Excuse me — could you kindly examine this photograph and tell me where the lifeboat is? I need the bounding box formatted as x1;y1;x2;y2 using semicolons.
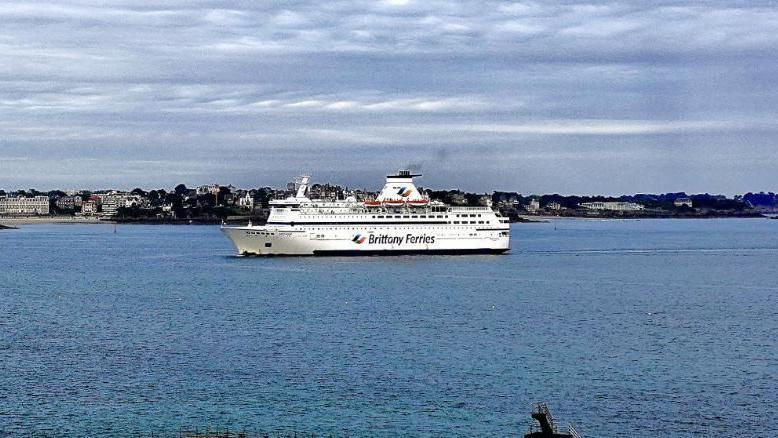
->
407;199;429;206
383;199;405;206
364;200;382;207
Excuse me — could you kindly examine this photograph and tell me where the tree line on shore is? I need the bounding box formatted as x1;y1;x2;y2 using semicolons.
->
1;185;776;221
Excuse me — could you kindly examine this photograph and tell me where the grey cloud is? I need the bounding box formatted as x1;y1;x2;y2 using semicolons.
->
1;0;777;193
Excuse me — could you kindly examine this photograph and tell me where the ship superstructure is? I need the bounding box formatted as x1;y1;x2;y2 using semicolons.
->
221;171;510;256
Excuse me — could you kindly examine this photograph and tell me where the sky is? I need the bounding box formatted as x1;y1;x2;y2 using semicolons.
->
1;0;777;195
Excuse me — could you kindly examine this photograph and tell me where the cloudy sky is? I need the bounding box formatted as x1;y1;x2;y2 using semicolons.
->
1;1;776;194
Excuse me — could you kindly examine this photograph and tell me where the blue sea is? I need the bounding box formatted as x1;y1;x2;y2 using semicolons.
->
1;219;776;437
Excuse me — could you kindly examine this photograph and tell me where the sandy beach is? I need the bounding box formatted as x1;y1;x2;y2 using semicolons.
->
0;216;109;226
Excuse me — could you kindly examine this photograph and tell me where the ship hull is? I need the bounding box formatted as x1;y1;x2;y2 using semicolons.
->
221;225;510;256
312;248;508;256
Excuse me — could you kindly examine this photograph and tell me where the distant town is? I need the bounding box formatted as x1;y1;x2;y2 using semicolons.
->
0;180;776;224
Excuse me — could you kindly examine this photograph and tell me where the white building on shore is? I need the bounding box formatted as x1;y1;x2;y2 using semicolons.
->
525;199;540;213
238;192;255;209
55;195;82;210
197;184;220;196
674;198;693;208
81;201;97;215
0;196;50;215
100;194;124;217
579;201;644;212
98;193;143;217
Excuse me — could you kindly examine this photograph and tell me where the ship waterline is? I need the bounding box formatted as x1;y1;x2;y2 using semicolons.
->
221;171;510;256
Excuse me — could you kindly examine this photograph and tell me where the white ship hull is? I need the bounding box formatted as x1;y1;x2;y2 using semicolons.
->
222;224;510;256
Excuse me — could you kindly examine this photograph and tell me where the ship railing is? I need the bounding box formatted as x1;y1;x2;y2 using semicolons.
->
296;207;435;215
290;206;495;215
296;209;374;215
569;424;582;438
532;402;552;418
448;206;492;211
530;402;557;432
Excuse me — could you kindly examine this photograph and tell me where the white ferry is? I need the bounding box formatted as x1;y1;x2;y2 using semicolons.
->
221;171;510;256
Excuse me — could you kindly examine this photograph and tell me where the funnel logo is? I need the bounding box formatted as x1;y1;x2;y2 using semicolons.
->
352;234;367;244
396;187;413;197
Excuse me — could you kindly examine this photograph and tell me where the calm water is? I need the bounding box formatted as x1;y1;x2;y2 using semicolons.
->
1;219;776;437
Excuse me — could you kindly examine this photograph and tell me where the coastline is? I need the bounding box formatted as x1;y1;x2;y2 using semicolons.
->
519;214;769;221
0;216;109;225
2;213;770;227
0;216;229;226
510;211;765;222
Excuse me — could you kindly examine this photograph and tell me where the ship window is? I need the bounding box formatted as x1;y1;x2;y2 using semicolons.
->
454;221;460;224
420;215;426;218
470;214;476;217
403;215;409;218
395;215;401;218
478;221;484;224
265;243;272;247
411;215;418;218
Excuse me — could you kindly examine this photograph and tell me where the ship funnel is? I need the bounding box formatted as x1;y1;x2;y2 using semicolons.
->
376;170;423;202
